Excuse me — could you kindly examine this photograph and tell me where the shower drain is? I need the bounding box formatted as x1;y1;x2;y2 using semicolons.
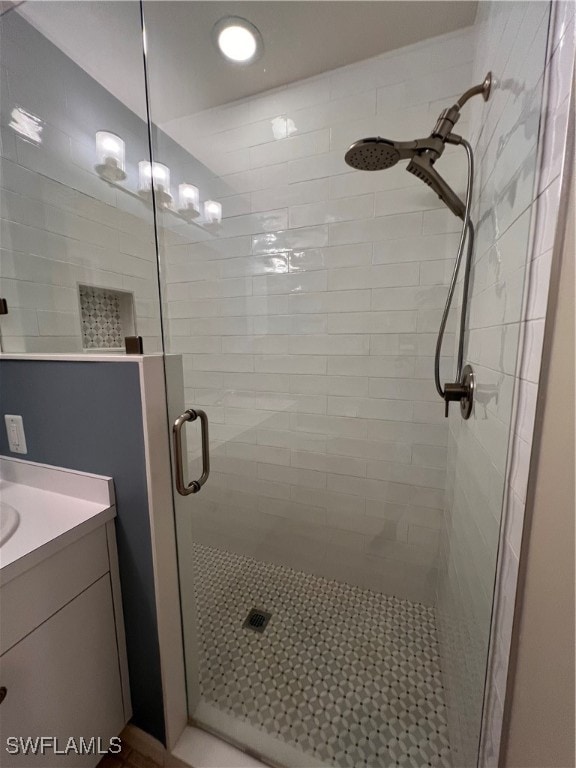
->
243;608;271;633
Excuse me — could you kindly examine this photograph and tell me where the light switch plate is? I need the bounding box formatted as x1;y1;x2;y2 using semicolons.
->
4;415;28;454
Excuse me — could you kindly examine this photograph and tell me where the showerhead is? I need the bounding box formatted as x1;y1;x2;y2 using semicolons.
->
406;154;465;219
344;136;434;171
343;74;492;218
344;138;401;171
344;132;451;170
345;133;466;218
344;132;466;219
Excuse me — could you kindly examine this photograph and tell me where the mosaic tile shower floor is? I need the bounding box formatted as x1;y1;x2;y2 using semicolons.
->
191;543;451;768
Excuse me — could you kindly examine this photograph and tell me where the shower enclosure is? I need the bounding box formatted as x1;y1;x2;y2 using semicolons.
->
142;3;551;765
0;1;556;766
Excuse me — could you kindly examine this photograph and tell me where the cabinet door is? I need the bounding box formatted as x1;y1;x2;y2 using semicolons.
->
0;576;125;767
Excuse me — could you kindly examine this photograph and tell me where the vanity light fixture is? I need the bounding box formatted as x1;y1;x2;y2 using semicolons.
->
203;200;222;225
178;183;201;219
213;17;263;64
138;160;172;208
93;137;210;228
95;131;126;181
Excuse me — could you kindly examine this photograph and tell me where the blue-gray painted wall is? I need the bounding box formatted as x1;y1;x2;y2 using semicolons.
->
0;359;166;743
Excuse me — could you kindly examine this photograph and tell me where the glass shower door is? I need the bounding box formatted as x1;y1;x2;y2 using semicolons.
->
141;2;551;766
143;6;456;760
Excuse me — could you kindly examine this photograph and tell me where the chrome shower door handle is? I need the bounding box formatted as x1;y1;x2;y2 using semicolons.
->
173;408;210;496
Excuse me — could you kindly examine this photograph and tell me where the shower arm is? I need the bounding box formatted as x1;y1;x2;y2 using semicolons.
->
434;138;475;415
428;71;492;157
457;72;493;108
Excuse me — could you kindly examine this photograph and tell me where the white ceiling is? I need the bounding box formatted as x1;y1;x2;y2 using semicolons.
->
18;1;477;123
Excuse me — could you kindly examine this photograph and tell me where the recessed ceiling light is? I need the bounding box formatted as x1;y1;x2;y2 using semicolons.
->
213;17;263;64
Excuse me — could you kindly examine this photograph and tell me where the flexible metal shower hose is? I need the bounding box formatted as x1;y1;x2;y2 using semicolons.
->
434;139;475;399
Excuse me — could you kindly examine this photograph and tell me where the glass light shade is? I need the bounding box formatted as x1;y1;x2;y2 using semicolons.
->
138;161;170;193
138;161;172;208
203;200;222;225
178;183;200;216
95;131;126;181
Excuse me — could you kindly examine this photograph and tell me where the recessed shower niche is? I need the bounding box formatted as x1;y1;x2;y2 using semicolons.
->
78;285;136;352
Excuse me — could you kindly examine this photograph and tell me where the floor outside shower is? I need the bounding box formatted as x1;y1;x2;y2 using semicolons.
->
191;542;451;768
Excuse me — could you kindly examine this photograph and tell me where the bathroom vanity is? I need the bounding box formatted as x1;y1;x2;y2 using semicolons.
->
0;457;131;767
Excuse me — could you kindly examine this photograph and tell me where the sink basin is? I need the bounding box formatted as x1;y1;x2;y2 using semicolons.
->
0;502;20;546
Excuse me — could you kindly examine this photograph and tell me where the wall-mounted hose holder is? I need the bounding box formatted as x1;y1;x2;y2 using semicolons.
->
443;364;475;419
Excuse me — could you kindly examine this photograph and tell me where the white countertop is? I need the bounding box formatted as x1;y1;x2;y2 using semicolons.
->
0;458;115;586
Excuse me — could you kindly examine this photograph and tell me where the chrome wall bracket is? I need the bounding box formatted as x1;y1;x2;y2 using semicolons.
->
443;364;475;419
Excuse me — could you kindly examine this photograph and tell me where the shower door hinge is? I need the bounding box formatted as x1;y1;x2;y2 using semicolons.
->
0;298;8;315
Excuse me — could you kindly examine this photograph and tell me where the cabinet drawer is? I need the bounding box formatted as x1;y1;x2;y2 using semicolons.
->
0;575;125;768
0;527;109;654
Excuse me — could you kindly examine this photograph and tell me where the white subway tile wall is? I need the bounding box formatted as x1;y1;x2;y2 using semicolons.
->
155;28;476;604
436;2;573;766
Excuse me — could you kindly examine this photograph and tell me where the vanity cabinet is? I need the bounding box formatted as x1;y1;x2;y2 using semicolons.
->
0;521;131;768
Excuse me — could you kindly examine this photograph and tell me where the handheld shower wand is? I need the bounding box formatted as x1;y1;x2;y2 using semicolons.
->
344;73;492;419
